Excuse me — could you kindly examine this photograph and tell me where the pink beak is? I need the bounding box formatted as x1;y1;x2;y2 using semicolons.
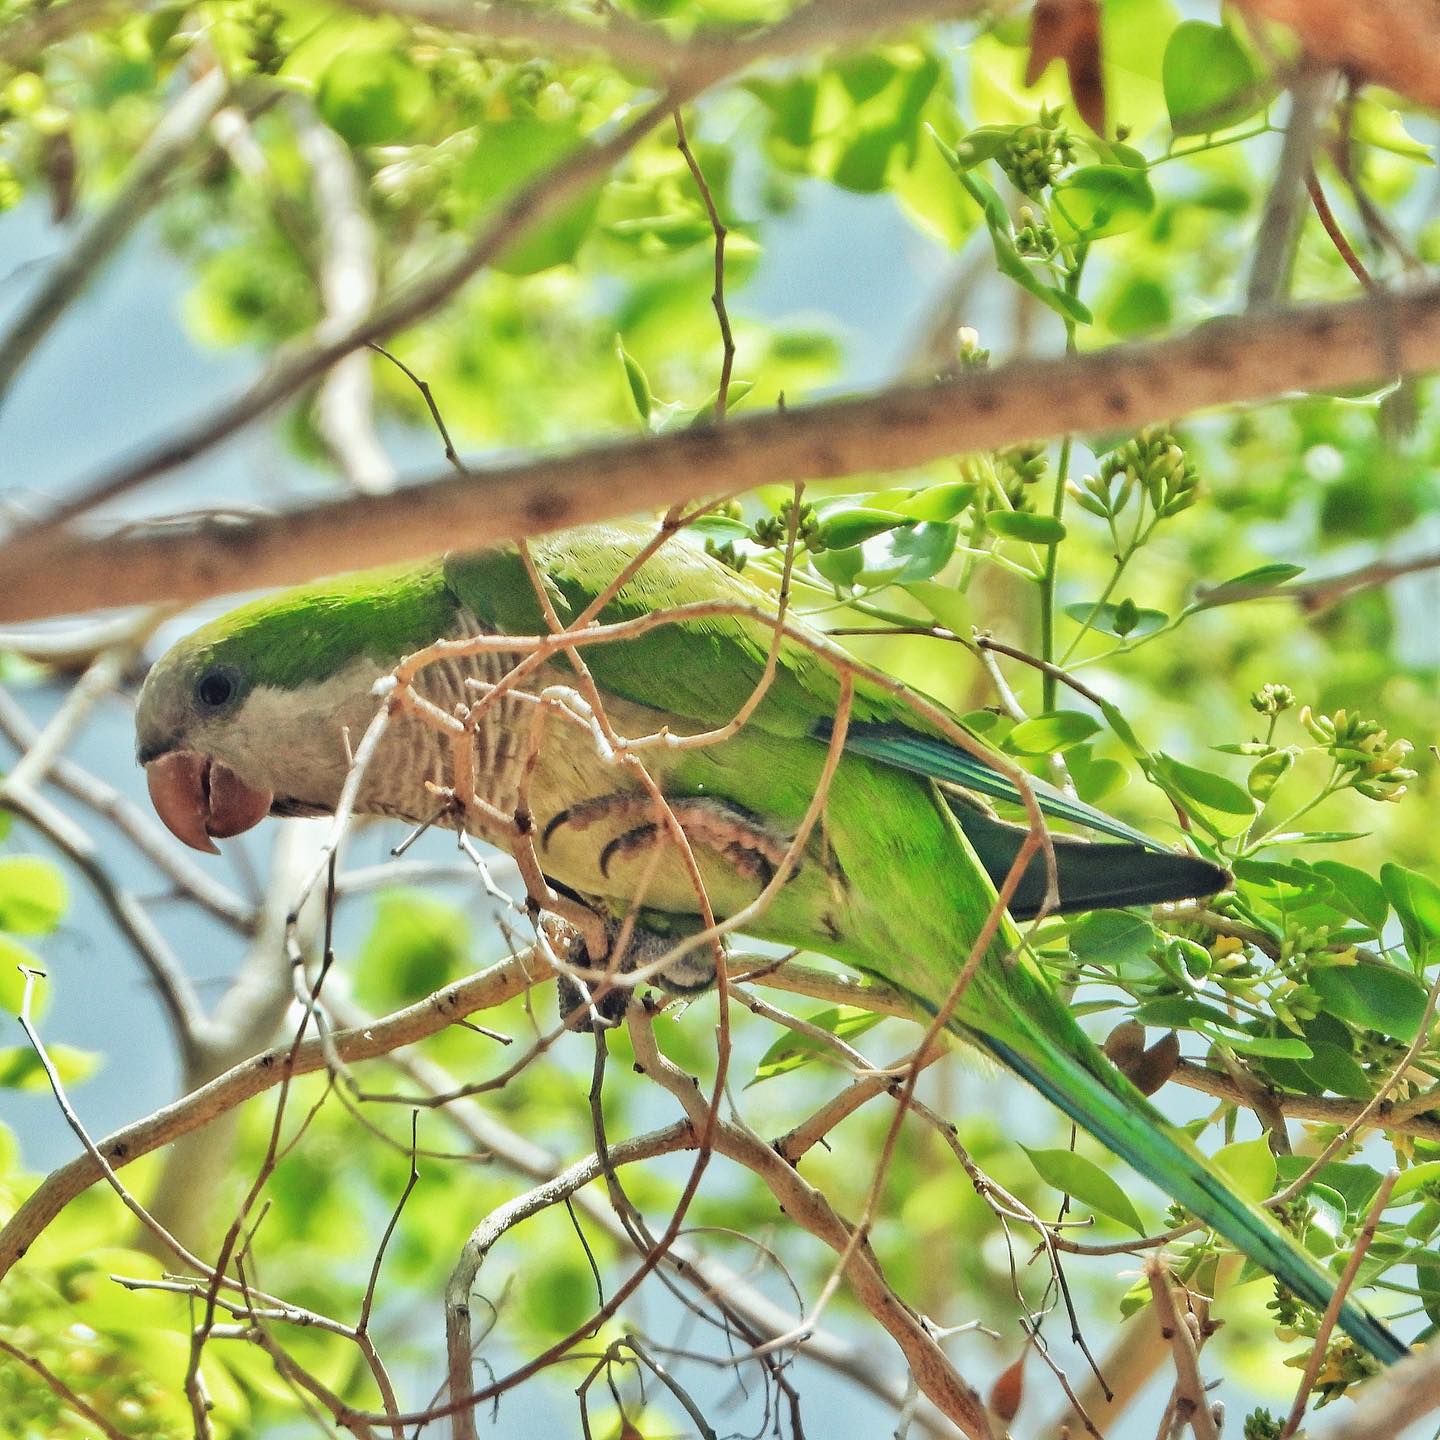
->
145;751;272;854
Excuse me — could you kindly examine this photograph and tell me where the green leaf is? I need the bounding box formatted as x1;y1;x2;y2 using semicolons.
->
904;580;969;633
1161;21;1266;136
987;510;1067;544
1195;1023;1312;1060
818;506;913;549
1247;748;1295;800
0;1042;99;1090
1381;863;1440;963
856;521;958;586
1104;274;1173;338
1275;1158;1384;1216
316;47;430;147
811;544;864;591
1417;1254;1440;1330
1052;165;1155;240
1065;746;1128;803
1135;995;1238;1030
1311;961;1430;1042
0;855;67;934
955;166;1092;326
1213;1135;1277;1204
1021;1146;1147;1234
1062;600;1168;638
897;482;977;522
1389;1161;1440;1203
1302;1182;1347;1254
1300;1041;1373;1100
1154;754;1255;816
456;117;601;274
1006;710;1101;755
1350;98;1434;163
616;337;653;424
1308;861;1389;933
356;889;470;1011
750;1006;884;1084
1198;563;1304;607
1068;910;1158;975
948;124;1015;170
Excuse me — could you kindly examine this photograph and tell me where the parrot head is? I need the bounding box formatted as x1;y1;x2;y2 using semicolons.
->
135;562;459;852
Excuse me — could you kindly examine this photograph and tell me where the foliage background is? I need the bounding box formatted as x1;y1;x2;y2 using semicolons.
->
3;1;1440;1437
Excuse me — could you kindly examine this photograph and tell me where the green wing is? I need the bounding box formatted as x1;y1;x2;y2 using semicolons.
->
444;523;1227;908
445;525;1195;848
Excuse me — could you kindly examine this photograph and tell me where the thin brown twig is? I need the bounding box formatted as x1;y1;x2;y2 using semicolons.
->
1145;1260;1218;1440
673;108;735;420
1280;1168;1398;1438
1306;167;1376;292
0;1334;132;1440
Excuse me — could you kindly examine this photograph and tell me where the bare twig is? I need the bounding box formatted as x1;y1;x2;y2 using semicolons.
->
1306;168;1375;292
626;1005;996;1440
1145;1259;1218;1440
0;1334;132;1440
1281;1169;1398;1438
7;282;1440;622
673;108;735;420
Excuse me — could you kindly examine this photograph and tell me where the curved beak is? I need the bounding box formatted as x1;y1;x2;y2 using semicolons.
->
145;751;273;854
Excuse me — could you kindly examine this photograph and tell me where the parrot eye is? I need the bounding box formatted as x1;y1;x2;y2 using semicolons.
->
195;667;239;710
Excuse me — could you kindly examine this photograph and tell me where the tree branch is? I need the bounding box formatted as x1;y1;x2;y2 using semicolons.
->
334;0;989;76
6;281;1440;621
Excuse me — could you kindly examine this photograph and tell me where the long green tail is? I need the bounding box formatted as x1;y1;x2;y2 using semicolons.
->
970;977;1408;1365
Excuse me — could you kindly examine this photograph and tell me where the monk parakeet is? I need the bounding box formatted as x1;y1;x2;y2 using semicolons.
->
135;520;1405;1365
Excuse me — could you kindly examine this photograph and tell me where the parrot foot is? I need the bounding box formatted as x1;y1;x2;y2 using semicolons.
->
543;791;795;887
549;909;720;1031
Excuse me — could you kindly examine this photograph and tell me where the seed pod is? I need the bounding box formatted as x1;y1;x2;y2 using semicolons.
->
1103;1018;1145;1070
1130;1031;1181;1096
989;1351;1026;1423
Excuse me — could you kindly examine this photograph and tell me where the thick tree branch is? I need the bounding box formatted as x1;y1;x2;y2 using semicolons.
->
5;282;1440;622
335;0;988;75
294;105;395;495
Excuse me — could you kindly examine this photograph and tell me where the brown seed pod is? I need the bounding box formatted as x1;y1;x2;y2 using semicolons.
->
1103;1018;1146;1070
1130;1031;1182;1096
989;1351;1026;1423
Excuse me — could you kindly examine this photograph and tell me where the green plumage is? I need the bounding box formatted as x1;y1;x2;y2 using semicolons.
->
136;521;1407;1366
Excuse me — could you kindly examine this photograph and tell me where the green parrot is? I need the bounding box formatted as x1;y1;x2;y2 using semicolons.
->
135;519;1405;1365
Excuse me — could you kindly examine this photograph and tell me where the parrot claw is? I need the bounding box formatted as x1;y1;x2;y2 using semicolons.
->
550;909;720;1031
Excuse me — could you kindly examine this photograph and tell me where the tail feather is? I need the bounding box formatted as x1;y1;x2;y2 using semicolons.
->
950;806;1229;917
972;999;1408;1366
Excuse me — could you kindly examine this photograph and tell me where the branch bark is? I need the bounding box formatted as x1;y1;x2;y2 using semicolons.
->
5;281;1440;622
